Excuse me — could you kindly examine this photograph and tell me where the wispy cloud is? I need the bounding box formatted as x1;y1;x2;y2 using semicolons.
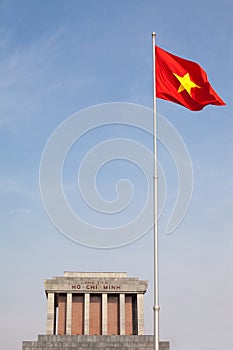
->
0;179;20;194
0;27;64;128
0;177;38;201
8;207;31;215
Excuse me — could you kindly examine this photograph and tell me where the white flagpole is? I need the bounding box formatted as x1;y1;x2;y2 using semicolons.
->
152;32;160;350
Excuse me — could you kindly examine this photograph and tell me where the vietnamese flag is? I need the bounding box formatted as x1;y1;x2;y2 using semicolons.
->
155;46;225;111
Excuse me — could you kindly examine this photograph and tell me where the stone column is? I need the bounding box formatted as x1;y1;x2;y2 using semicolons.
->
119;293;125;335
137;293;145;335
84;293;90;335
102;293;108;335
66;293;72;335
46;292;55;335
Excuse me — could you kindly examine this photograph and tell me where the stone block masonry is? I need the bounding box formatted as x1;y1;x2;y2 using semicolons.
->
44;272;148;336
22;272;170;349
22;335;170;350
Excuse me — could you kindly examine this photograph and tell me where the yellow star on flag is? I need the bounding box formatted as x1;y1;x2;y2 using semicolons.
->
173;72;201;96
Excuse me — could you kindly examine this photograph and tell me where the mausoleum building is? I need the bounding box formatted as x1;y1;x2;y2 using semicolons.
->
45;271;147;336
22;271;170;350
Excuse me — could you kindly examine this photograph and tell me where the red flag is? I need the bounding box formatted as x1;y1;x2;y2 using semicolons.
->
156;46;225;111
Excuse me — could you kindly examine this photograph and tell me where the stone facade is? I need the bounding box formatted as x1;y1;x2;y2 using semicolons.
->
44;272;148;336
22;272;170;349
23;335;170;349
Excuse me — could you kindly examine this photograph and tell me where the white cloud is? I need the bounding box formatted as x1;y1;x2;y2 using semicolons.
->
0;27;64;127
8;207;31;215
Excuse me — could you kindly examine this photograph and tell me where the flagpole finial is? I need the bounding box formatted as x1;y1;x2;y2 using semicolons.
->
152;32;156;38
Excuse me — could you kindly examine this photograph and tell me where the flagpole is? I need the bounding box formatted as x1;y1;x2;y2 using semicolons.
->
152;32;159;350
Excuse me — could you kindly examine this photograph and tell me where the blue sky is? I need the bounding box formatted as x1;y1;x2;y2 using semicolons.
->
0;1;232;350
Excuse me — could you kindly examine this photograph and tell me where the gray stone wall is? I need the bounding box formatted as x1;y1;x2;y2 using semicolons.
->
44;272;148;294
22;335;170;350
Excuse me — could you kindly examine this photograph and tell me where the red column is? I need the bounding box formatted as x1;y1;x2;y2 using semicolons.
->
57;294;66;335
107;294;119;335
89;295;102;335
125;295;133;335
71;294;84;335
